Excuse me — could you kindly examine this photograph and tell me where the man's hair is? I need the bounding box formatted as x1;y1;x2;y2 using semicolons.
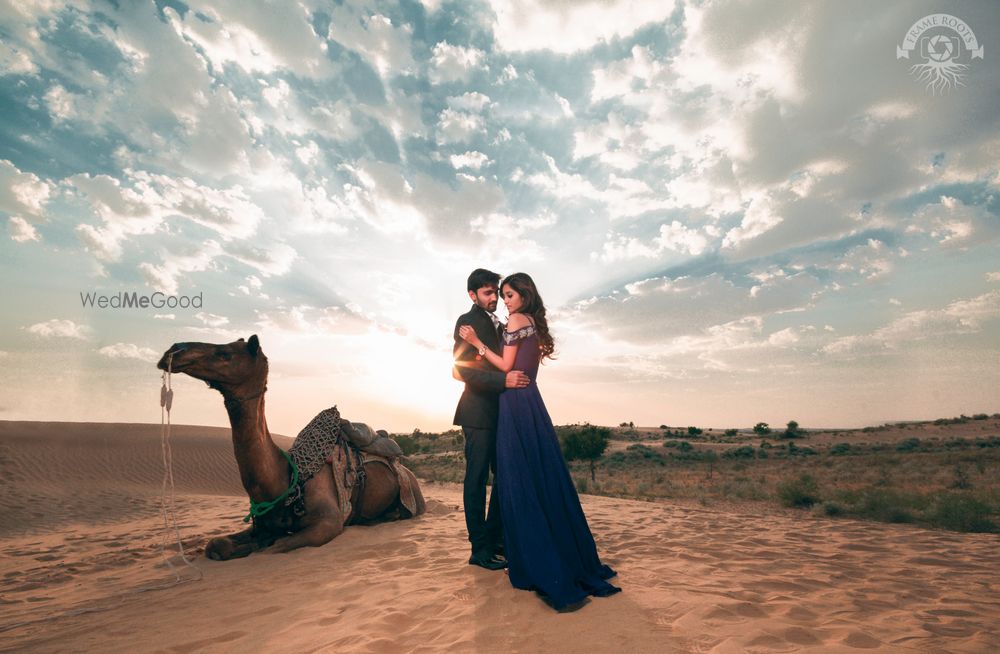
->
467;268;501;293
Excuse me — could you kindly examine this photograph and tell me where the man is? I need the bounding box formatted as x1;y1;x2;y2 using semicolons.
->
452;268;529;570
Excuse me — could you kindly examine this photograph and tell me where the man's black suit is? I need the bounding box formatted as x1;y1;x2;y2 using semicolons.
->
453;304;505;559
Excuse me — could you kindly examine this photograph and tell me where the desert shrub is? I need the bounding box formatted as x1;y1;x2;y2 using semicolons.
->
972;413;989;420
841;487;918;523
830;442;852;456
753;422;771;436
822;501;844;516
676;441;693;452
724;429;738;437
663;440;679;448
561;424;611;483
896;438;921;452
574;476;589;494
777;473;820;508
784;442;817;457
395;434;420;455
626;444;666;463
722;445;756;459
927;493;997;532
975;437;1000;448
948;464;972;489
687;426;703;436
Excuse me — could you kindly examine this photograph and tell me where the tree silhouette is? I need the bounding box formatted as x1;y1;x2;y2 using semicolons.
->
560;424;611;483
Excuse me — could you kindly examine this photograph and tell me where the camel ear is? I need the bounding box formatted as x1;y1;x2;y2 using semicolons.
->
247;334;260;356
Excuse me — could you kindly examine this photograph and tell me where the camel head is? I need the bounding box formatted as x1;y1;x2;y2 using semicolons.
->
157;335;268;399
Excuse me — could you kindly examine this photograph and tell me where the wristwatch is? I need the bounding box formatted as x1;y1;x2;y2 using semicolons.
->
477;346;486;356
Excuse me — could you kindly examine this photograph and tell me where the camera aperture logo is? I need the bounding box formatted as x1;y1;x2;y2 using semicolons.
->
897;14;984;94
80;290;203;309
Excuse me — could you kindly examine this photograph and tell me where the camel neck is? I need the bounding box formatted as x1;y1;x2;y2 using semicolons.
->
224;392;287;503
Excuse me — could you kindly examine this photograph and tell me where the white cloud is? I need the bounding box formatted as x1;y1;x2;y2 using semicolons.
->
0;40;38;75
489;0;677;54
71;170;267;262
97;342;159;361
8;216;40;243
195;312;230;328
0;160;53;221
449;151;491;170
327;8;416;78
722;193;783;249
165;3;329;76
429;42;484;84
446;92;492;112
24;319;90;340
824;290;1000;355
437;108;486;144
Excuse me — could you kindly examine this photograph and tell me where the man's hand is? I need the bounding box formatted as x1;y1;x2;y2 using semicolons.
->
505;371;530;388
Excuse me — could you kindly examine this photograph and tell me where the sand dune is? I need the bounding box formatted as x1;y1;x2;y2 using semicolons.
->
1;421;998;653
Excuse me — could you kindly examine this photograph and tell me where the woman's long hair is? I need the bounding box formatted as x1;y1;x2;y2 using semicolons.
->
502;272;556;362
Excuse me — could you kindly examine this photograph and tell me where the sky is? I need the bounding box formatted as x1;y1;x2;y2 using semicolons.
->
0;0;998;436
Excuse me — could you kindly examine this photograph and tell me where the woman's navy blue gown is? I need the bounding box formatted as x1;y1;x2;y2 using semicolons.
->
496;323;620;609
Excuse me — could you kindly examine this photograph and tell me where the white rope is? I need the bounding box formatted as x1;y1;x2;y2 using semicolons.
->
0;354;203;635
158;351;203;582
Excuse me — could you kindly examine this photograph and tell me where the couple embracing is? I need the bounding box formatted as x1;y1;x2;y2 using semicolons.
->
452;268;621;611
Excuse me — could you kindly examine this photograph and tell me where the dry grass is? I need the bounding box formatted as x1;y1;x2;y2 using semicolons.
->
400;415;1000;533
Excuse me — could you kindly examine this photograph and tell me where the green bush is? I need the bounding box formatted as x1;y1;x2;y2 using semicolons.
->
722;445;756;459
841;487;917;523
724;428;738;437
777;474;820;508
830;442;851;456
822;501;844;516
927;493;997;532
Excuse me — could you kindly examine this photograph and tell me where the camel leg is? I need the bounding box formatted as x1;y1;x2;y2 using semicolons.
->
205;526;269;561
264;465;345;554
268;518;343;553
357;461;399;520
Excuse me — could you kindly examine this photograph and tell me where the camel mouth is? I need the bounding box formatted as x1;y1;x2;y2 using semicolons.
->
157;345;191;372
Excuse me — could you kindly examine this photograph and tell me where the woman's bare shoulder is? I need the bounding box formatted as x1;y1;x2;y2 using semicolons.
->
506;313;531;329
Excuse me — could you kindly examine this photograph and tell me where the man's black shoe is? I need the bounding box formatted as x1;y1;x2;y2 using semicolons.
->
469;554;507;570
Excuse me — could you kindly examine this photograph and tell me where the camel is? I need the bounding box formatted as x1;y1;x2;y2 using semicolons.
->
156;334;426;560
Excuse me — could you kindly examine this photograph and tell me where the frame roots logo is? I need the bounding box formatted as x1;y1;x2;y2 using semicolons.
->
897;14;984;94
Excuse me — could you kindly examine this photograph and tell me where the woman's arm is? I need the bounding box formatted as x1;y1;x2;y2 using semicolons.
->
458;314;530;373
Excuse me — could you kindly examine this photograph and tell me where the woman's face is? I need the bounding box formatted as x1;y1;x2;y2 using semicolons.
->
502;284;523;314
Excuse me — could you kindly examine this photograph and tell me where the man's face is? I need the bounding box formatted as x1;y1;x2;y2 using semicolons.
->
469;284;499;313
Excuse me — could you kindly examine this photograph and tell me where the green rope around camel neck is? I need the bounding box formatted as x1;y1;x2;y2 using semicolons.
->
243;448;299;523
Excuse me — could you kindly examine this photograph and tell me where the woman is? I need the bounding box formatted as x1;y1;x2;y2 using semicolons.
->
459;272;620;610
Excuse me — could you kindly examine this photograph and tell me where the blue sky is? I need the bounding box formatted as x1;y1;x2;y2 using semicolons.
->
1;0;997;435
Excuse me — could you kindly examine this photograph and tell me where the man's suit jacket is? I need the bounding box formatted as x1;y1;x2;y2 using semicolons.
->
452;304;505;429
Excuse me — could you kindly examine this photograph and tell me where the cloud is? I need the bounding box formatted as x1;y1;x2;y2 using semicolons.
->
489;0;677;54
0;160;53;222
24;319;90;340
97;342;159;361
165;2;330;76
823;290;1000;356
0;40;38;75
449;151;491;170
566;270;824;344
327;7;416;78
71;170;267;262
8;216;40;243
429;42;485;84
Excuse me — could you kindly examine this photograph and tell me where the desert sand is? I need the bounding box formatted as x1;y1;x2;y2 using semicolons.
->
1;420;998;653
